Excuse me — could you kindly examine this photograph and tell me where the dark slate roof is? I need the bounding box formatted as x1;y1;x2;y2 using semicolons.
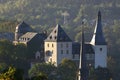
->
72;42;80;54
19;32;47;43
72;42;94;55
90;11;107;45
84;43;95;54
15;21;33;34
45;24;72;42
19;32;37;42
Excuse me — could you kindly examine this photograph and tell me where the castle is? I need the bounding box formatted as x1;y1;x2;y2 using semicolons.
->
13;11;107;69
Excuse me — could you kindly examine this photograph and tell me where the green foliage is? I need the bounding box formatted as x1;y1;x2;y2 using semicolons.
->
14;43;27;60
57;58;77;80
88;67;112;80
0;39;14;64
0;39;29;74
0;63;7;72
31;73;48;80
29;63;56;80
0;66;24;80
13;43;29;71
29;59;77;80
0;21;18;32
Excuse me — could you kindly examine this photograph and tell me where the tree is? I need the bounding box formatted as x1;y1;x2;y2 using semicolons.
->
0;39;14;64
0;66;24;80
28;63;56;80
31;73;48;80
57;58;77;80
88;67;112;80
0;63;7;73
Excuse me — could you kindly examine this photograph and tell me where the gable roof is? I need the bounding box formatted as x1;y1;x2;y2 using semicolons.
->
19;32;37;42
45;24;72;42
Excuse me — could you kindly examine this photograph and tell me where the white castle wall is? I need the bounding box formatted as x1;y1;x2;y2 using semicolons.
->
92;45;107;68
44;42;72;66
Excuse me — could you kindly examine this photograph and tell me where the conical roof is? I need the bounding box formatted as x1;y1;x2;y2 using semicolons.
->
45;24;72;42
90;11;106;45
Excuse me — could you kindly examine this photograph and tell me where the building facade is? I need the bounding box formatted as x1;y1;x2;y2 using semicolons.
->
44;24;72;66
78;11;107;80
44;11;107;69
13;21;47;66
13;11;107;70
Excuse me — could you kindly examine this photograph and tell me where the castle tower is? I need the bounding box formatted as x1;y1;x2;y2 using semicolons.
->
44;24;72;66
90;11;107;68
15;21;32;41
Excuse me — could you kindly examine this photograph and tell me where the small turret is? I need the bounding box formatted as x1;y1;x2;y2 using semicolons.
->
15;21;32;41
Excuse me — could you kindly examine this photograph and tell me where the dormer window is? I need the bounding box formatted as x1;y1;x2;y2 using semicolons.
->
50;36;52;39
55;36;57;39
27;38;30;40
54;30;56;33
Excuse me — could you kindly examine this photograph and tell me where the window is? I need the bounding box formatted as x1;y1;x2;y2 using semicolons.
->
55;36;57;39
61;44;63;48
46;51;52;56
61;50;63;54
66;50;69;54
86;54;94;60
89;54;93;59
50;36;52;39
60;37;63;40
27;38;30;40
66;43;69;48
100;48;102;51
54;30;56;33
52;44;54;47
47;44;49;47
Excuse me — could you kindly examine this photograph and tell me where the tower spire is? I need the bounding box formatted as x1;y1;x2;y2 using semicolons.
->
90;11;106;45
78;21;88;80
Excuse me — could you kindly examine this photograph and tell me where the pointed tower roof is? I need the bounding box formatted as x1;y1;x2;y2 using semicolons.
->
90;11;106;45
45;24;72;42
